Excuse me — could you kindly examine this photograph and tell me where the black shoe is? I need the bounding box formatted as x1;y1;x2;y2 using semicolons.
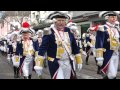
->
118;68;120;71
24;76;29;79
103;76;108;79
44;64;47;68
97;69;101;74
113;77;116;79
16;68;20;78
97;70;101;74
28;75;32;79
16;74;20;78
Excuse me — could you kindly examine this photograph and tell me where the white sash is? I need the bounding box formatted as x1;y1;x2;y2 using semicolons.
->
51;25;76;71
51;25;74;61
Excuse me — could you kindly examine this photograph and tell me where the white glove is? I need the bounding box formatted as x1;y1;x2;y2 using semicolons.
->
90;44;94;48
84;44;87;47
82;51;87;56
77;64;82;71
97;60;103;67
96;57;104;66
20;55;22;58
34;66;43;77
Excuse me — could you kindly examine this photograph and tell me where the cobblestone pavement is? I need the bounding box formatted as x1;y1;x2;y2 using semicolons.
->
0;53;120;79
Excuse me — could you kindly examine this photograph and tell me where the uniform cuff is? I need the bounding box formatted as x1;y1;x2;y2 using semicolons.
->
96;48;106;58
75;54;83;64
35;51;38;57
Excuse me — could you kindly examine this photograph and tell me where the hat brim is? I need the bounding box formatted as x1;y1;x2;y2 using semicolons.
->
20;29;33;34
36;30;43;35
47;11;70;20
99;11;119;18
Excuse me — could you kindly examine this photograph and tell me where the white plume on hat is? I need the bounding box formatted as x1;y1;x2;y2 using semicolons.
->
70;26;78;30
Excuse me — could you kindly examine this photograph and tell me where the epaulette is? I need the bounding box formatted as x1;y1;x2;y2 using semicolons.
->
43;28;52;35
98;25;105;32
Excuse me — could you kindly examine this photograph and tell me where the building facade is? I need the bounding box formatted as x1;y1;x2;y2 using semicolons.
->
31;11;72;30
0;11;30;37
72;11;106;37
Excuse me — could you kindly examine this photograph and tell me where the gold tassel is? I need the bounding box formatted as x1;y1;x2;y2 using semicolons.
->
35;56;44;67
47;56;54;62
110;38;119;49
16;56;19;62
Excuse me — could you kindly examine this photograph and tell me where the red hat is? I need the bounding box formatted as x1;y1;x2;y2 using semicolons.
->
22;22;30;28
20;22;33;34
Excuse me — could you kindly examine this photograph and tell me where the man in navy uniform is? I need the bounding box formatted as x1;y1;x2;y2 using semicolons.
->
15;22;39;79
34;11;83;79
96;11;120;79
85;27;97;64
8;31;20;78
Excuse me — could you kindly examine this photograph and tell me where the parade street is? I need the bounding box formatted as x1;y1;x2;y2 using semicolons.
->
0;52;120;79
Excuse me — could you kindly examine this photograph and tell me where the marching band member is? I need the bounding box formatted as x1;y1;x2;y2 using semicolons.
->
36;30;43;47
15;22;38;79
0;37;6;55
67;22;87;70
84;30;92;65
82;33;87;54
115;21;120;71
36;29;47;68
67;22;87;56
85;26;101;74
10;31;20;78
7;35;13;62
85;27;96;64
34;11;83;79
96;11;120;79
